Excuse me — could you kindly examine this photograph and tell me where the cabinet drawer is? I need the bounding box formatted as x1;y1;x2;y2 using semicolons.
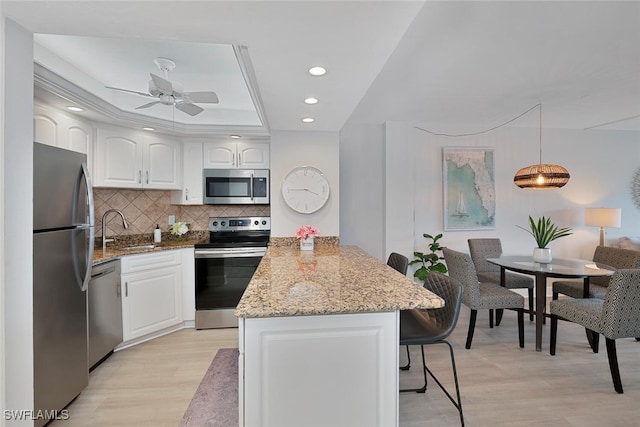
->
121;250;181;273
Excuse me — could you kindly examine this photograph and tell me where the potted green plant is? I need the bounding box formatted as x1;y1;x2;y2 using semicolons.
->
409;233;448;281
517;215;572;263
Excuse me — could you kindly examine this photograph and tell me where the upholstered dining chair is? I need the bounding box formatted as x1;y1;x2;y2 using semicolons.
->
552;246;640;300
550;269;640;393
468;238;535;322
387;252;409;276
443;247;524;349
400;271;464;426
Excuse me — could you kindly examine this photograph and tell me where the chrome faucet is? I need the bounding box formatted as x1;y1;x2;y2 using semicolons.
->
102;209;129;250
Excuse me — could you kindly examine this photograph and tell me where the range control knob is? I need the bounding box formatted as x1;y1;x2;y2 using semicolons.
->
254;220;259;225
212;221;218;226
262;220;267;225
221;221;226;226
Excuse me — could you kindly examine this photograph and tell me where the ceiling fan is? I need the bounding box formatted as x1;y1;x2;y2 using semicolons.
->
106;57;219;116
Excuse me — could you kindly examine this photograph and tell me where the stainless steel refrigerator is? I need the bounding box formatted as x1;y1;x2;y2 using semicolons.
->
33;142;94;426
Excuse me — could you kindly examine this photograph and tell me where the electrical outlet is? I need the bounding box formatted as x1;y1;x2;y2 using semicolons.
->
168;215;175;225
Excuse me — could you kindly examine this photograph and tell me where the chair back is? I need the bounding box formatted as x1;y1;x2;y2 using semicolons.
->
468;238;503;274
423;271;463;337
591;246;640;287
387;252;409;276
443;247;480;307
601;269;640;339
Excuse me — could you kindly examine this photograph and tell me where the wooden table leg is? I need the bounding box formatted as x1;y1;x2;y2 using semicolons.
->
535;272;546;352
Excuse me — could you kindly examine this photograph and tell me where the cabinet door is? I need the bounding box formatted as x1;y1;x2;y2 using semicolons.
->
95;128;143;188
143;136;181;189
121;265;182;342
237;142;270;169
203;141;237;168
171;141;203;204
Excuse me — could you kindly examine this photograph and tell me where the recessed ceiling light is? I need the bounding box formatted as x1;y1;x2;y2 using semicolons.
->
142;127;155;131
66;106;84;112
302;117;315;123
308;66;326;76
304;97;319;105
230;135;241;139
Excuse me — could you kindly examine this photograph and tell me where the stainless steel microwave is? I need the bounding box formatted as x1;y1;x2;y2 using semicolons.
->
203;169;269;205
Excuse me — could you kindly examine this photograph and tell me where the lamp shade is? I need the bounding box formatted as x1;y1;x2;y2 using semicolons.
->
585;208;622;228
513;164;570;189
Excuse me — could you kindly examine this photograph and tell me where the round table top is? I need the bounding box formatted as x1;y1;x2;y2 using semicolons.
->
486;255;616;279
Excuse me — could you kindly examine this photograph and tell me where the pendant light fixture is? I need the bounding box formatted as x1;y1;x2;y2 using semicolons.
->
513;104;570;189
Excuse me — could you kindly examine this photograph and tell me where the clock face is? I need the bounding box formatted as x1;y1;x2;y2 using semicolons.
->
281;166;330;214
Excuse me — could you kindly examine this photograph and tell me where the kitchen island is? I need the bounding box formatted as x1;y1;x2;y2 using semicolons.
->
235;244;444;427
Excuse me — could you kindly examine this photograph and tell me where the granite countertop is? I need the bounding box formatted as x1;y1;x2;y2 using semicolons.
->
235;245;444;319
92;237;202;265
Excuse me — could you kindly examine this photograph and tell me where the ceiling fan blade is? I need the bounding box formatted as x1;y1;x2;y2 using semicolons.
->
106;86;153;97
175;102;204;116
184;91;219;104
150;73;173;94
135;101;161;110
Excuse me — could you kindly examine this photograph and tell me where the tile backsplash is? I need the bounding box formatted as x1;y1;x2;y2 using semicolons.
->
94;188;270;238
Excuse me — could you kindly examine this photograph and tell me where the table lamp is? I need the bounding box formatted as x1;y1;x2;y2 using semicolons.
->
585;208;622;246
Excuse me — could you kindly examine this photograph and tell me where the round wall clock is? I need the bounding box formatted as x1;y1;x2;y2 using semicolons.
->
632;168;640;210
281;166;330;214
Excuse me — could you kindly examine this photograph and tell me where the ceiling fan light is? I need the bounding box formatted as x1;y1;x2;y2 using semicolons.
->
514;164;570;189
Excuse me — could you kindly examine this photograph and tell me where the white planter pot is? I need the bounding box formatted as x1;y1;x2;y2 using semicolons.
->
300;237;314;251
533;247;552;264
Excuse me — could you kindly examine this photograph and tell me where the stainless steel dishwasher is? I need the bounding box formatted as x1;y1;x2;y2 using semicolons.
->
88;259;123;371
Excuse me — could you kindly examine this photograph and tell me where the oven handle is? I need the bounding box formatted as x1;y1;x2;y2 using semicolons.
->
195;248;267;259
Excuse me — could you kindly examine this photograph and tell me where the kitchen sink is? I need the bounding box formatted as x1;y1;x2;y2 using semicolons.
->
120;244;156;251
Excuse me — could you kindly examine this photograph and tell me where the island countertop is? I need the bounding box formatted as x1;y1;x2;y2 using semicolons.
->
235;245;444;318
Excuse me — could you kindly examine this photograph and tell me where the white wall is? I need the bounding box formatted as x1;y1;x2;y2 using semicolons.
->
2;17;34;425
339;123;384;259
270;130;340;238
0;3;6;423
340;121;640;270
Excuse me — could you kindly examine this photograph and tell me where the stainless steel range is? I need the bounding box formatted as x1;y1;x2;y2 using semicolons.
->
194;216;270;329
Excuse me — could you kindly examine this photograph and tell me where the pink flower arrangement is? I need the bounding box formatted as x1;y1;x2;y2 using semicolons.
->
296;225;319;240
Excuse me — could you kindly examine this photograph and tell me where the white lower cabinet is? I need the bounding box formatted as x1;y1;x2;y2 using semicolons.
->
120;250;184;344
239;311;399;427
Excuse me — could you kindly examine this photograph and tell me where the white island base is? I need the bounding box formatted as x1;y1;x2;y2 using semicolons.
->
239;311;398;427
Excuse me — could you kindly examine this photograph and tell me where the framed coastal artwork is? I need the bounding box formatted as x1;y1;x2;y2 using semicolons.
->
443;147;496;231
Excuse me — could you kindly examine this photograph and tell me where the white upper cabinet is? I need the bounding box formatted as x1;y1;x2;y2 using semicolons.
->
203;141;269;169
95;127;181;189
34;103;94;172
171;141;203;205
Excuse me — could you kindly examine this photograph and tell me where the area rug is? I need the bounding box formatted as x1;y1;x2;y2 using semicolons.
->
180;348;239;427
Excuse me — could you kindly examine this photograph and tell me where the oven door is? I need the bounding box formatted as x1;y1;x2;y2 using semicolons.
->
194;247;266;329
203;169;269;205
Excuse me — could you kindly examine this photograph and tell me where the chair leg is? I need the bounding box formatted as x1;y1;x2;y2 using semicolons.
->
399;345;411;370
489;309;494;328
466;310;477;349
427;341;464;426
399;345;427;393
552;290;559;300
605;338;624;393
528;288;534;321
517;308;524;348
550;314;558;355
592;332;600;354
496;309;504;326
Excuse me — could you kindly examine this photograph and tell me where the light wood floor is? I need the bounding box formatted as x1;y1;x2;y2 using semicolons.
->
54;302;640;426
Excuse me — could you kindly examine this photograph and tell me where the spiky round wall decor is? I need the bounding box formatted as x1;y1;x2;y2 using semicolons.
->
632;168;640;210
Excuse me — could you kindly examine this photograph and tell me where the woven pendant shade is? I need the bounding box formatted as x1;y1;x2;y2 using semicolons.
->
513;164;570;189
513;103;570;189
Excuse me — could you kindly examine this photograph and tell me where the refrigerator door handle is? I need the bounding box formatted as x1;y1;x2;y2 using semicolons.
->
73;162;95;291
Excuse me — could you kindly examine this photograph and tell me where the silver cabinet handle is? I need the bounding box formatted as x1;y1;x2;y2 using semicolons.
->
138;170;142;184
146;170;149;184
125;282;128;297
233;153;236;167
185;188;189;201
238;153;242;166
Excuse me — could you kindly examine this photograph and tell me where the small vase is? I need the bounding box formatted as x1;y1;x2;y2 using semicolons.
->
300;237;314;251
533;247;552;264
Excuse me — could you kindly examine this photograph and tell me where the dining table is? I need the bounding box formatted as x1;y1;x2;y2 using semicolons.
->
486;256;615;351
